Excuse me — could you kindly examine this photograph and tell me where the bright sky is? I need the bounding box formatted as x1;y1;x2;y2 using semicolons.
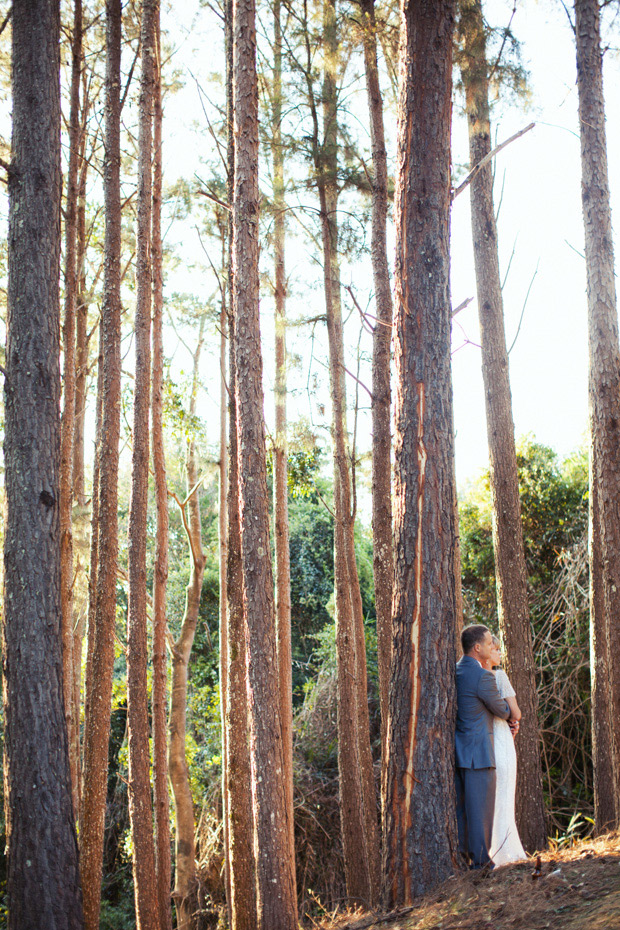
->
158;0;620;499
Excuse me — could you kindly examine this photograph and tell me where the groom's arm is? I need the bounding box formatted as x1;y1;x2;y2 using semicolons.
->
477;671;511;720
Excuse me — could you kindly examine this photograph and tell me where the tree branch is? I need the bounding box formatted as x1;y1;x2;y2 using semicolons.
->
452;123;535;200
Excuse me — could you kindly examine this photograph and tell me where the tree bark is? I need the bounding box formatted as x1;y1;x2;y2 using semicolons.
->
151;7;172;928
382;0;459;905
457;0;546;852
360;0;394;782
271;0;296;866
315;0;380;904
126;1;159;926
232;1;298;925
588;449;615;831
73;67;91;508
80;4;124;927
574;0;620;827
3;0;84;925
169;319;208;930
60;0;83;820
224;2;257;923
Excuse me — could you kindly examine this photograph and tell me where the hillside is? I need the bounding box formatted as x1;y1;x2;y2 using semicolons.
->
314;833;620;930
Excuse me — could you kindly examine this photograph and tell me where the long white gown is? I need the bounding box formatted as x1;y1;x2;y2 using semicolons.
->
490;669;527;866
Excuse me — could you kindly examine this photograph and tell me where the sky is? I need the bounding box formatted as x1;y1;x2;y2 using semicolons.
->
156;0;620;498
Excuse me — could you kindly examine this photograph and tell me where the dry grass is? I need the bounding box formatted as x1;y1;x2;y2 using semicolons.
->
309;832;620;930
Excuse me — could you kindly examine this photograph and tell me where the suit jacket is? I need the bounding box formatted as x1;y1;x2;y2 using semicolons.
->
455;654;511;769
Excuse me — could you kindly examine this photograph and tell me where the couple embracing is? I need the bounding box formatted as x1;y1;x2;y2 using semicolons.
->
455;624;527;869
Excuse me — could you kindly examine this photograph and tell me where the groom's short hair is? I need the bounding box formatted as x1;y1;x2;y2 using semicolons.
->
461;623;489;655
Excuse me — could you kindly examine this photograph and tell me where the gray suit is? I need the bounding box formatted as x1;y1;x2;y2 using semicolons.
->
455;654;511;867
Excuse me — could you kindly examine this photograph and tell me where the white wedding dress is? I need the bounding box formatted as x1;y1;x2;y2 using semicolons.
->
490;669;527;866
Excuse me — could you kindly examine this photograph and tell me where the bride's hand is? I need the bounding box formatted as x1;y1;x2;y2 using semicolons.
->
509;719;520;738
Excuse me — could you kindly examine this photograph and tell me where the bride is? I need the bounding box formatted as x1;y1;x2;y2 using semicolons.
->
482;635;527;865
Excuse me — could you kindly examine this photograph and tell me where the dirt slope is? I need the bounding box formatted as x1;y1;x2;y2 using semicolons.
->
313;833;620;930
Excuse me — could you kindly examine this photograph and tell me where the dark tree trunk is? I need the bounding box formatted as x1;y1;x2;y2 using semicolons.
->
232;1;298;925
382;0;459;905
60;0;83;819
575;0;620;827
79;3;123;926
151;7;172;927
360;0;394;774
457;0;546;852
3;0;84;926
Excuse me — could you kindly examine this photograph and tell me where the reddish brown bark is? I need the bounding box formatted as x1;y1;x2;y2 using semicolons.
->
79;3;123;927
457;0;546;852
3;0;84;924
126;1;159;925
382;0;459;905
232;0;297;925
73;74;90;508
151;7;172;928
60;0;83;819
575;0;620;827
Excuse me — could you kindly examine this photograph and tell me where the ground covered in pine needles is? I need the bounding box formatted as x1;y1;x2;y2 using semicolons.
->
310;832;620;930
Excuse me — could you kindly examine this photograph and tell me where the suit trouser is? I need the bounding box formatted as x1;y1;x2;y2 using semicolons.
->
455;766;496;867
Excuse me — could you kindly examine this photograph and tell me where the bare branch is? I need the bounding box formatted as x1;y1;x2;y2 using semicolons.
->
452;123;535;200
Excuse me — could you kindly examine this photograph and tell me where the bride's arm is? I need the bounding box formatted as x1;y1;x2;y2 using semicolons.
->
506;695;521;721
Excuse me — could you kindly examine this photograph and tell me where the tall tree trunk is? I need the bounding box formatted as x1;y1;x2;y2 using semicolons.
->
232;1;298;925
382;0;458;905
316;0;379;904
223;2;257;923
3;0;84;925
574;0;620;827
271;0;296;865
169;319;207;930
60;0;83;819
151;7;172;928
457;0;546;852
126;1;159;925
360;0;394;782
79;2;123;926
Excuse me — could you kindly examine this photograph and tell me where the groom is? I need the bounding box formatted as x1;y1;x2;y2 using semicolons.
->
455;624;513;869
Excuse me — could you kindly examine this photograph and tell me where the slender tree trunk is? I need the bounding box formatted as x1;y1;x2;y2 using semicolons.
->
151;7;172;928
79;3;123;926
232;1;298;925
457;0;546;852
271;0;296;865
382;0;459;905
126;1;159;925
316;0;379;904
169;320;207;930
83;324;104;780
360;0;394;785
3;0;84;925
575;0;620;827
60;0;83;819
73;101;90;509
224;3;257;923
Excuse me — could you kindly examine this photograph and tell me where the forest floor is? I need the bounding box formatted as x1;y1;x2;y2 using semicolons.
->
311;832;620;930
